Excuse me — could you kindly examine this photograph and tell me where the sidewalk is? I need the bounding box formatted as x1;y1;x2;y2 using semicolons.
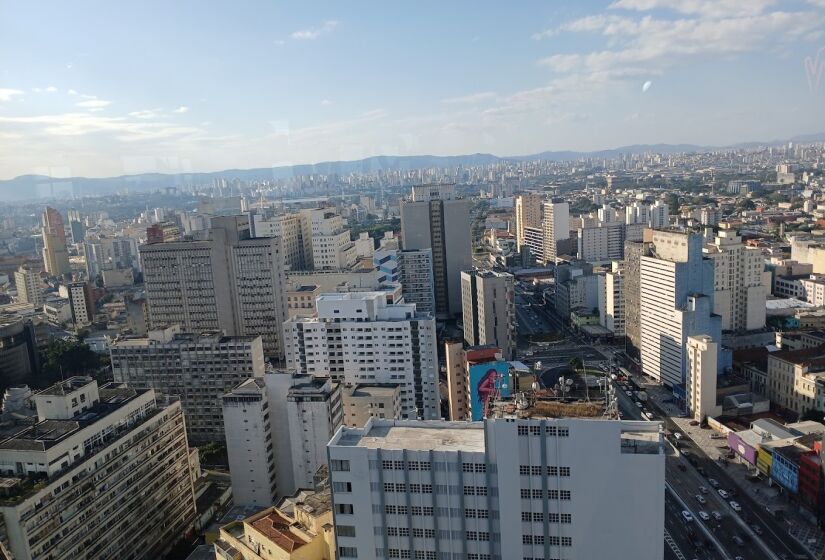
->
638;375;825;559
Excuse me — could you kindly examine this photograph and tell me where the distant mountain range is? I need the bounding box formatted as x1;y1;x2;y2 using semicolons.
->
2;133;824;202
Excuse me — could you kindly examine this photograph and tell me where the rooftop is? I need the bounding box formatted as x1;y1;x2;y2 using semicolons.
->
334;420;486;452
250;510;308;552
345;384;400;398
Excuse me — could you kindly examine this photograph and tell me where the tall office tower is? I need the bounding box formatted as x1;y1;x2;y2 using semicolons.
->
300;208;357;270
686;334;719;422
649;200;670;229
251;211;312;270
67;208;85;245
328;417;664;560
65;281;94;327
640;230;721;387
598;261;625;336
461;270;516;360
13;266;43;307
41;206;71;276
541;199;570;264
0;377;196;560
110;325;266;444
283;292;439;420
515;193;544;251
704;230;768;332
140;215;287;358
623;240;652;360
400;185;472;318
222;371;342;505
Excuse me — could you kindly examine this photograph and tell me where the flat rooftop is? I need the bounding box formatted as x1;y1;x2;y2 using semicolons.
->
335;421;485;452
346;384;400;398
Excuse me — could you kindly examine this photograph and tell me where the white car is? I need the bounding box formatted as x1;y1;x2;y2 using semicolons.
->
718;489;729;499
635;401;643;408
698;511;710;521
712;511;722;521
681;510;694;522
695;494;706;504
730;501;742;512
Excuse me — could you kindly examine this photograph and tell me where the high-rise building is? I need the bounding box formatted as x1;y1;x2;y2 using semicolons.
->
41;207;71;276
401;185;472;318
328;417;664;560
374;232;436;316
67;208;85;245
0;319;40;393
622;239;652;360
598;261;625;336
0;377;196;560
640;230;721;387
65;281;94;327
250;211;313;270
110;325;266;444
283;292;439;420
703;230;768;332
139;215;287;358
541;199;570;264
13;266;42;308
515;193;544;252
146;221;181;244
686;334;720;422
461;270;515;360
222;370;342;505
301;208;357;270
444;342;507;421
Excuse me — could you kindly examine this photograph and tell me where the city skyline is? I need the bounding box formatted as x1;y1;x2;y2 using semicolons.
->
2;0;825;179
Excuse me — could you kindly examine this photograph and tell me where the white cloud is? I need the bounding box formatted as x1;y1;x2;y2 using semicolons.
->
128;109;162;119
31;87;41;93
76;99;111;108
173;106;189;113
0;111;203;141
0;88;23;102
45;86;58;93
441;92;497;104
609;0;777;18
67;89;78;95
291;20;338;40
320;99;332;106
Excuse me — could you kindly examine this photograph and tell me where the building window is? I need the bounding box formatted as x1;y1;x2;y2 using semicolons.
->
337;525;356;537
336;503;354;515
331;459;350;471
339;546;358;558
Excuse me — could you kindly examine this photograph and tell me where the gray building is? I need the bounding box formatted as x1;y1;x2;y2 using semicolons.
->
139;215;287;358
110;325;266;444
399;248;436;316
623;240;652;360
461;269;516;360
0;319;40;394
401;185;472;318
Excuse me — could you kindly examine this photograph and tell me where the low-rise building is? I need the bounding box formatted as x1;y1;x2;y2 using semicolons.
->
341;384;402;427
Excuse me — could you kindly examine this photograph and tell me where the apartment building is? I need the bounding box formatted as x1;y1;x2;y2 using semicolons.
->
444;343;505;421
623;240;652;359
301;208;357;270
342;384;403;427
41;207;70;277
598;261;625;336
704;230;768;332
515;193;544;252
374;233;437;316
64;282;94;327
0;377;196;560
401;185;472;318
328;417;664;560
461;270;515;360
541;199;570;264
110;325;265;444
765;345;825;415
283;292;439;420
222;370;342;505
139;215;287;358
686;335;720;422
250;211;312;270
13;266;42;308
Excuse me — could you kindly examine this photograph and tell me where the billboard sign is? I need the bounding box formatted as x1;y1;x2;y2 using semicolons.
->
469;361;511;421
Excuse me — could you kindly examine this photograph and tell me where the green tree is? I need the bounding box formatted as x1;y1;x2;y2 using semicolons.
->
38;339;104;386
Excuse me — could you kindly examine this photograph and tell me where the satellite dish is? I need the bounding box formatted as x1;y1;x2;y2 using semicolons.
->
566;378;574;386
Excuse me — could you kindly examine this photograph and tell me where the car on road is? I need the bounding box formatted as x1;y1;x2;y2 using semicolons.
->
718;489;730;499
673;432;683;440
695;494;706;504
751;524;763;535
730;501;742;512
708;478;719;488
681;510;694;522
699;486;708;494
698;511;710;521
635;401;643;408
732;535;745;547
625;390;632;396
712;511;722;521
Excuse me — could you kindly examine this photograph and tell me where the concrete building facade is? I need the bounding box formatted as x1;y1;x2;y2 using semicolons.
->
461;270;516;360
541;199;570;264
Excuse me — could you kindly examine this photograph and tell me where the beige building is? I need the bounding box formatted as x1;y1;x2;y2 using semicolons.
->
214;486;335;560
445;340;470;421
686;335;720;421
286;284;322;319
0;377;196;560
515;193;544;252
300;208;357;270
541;199;570;264
251;212;313;271
13;266;42;308
766;345;825;415
342;383;402;427
41;207;71;277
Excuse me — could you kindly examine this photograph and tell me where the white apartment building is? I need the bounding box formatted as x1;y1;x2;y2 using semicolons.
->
541;200;570;264
515;194;544;252
0;377;196;560
800;275;825;306
283;292;439;420
461;270;516;360
598;261;624;336
625;200;669;229
328;417;664;560
140;215;287;358
65;282;93;327
13;267;42;308
301;208;357;270
704;230;768;332
399;249;436;316
686;335;720;422
222;371;342;505
577;222;625;262
110;326;265;444
250;211;312;270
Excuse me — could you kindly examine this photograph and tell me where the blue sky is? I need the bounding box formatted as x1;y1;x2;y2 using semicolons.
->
1;0;825;179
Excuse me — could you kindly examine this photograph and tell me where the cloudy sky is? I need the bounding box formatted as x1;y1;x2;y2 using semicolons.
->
1;0;825;179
